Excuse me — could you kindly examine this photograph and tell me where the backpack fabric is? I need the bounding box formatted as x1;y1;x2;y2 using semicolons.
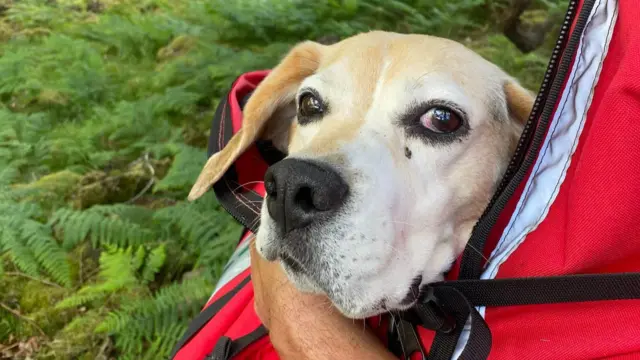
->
171;1;640;359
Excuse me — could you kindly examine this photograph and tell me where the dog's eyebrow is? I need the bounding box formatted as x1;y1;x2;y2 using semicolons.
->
409;72;436;91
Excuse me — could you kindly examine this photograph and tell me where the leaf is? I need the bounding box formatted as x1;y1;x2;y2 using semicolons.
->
141;244;166;284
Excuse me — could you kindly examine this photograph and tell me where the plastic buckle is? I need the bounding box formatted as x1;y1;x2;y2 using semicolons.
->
418;286;456;334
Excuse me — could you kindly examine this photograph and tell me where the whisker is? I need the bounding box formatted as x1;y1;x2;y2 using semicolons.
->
230;180;265;192
230;180;263;198
389;220;419;229
464;242;488;262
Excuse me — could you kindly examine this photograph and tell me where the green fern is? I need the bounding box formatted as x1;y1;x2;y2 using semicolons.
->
55;245;141;310
1;228;40;277
50;207;157;250
154;192;240;259
0;197;73;287
153;144;206;195
96;275;212;358
141;244;166;284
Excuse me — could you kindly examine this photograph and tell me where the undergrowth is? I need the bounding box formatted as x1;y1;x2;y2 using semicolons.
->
0;0;566;358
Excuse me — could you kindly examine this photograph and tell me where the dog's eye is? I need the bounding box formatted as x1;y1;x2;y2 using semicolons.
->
298;93;324;119
420;107;462;133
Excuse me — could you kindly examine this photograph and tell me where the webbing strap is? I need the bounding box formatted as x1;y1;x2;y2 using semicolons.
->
436;272;640;307
391;272;640;360
206;325;269;360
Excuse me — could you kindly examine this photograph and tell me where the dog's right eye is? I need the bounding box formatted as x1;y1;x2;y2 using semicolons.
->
298;92;325;123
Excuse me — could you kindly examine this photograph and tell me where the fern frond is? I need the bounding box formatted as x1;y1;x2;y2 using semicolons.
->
0;208;72;287
56;246;141;309
21;219;73;287
88;204;156;227
50;207;157;250
0;167;19;186
153;191;239;256
153;144;205;195
141;244;166;284
96;275;211;357
0;201;45;219
1;228;40;277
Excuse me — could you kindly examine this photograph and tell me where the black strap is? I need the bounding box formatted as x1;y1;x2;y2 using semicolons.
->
426;286;491;360
435;272;640;307
390;272;640;360
208;336;232;360
169;275;252;359
387;316;427;360
206;325;269;360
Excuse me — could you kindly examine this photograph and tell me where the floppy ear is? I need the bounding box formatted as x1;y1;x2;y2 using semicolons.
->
501;79;535;153
188;41;325;201
504;80;535;126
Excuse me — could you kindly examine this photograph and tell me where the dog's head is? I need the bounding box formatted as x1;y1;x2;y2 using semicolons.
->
189;31;534;319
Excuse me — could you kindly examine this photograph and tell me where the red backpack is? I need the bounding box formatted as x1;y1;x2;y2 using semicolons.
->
170;0;640;359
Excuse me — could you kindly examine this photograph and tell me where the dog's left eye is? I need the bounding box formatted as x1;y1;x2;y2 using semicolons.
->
420;107;462;133
298;93;325;122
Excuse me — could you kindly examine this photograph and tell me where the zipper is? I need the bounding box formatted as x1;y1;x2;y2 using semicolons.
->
459;0;592;279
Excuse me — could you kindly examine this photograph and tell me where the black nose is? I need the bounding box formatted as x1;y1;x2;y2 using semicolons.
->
264;158;349;234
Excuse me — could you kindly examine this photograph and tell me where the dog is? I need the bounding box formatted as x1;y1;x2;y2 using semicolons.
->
188;31;534;319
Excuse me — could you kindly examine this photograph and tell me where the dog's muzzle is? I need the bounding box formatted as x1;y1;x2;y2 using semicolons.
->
263;158;349;235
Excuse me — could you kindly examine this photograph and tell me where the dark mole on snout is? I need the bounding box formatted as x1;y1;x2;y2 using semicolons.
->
404;146;412;159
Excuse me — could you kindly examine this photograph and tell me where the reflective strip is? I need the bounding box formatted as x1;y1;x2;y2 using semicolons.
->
209;234;253;302
454;0;619;357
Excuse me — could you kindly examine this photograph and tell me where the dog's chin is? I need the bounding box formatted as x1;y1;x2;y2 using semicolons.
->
280;260;324;294
281;262;424;319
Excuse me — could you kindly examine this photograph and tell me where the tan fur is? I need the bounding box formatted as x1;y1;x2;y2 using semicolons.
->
504;81;535;125
188;41;324;200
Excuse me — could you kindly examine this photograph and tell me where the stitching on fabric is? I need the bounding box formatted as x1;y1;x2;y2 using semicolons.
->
225;176;261;215
233;180;265;200
218;100;227;151
487;0;609;279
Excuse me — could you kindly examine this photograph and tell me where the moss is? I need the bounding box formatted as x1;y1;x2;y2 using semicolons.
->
521;9;550;25
11;170;83;210
72;157;171;209
0;274;70;342
19;281;67;314
19;281;73;336
43;309;108;360
14;171;82;195
37;89;69;106
157;35;198;61
0;20;12;41
181;124;209;148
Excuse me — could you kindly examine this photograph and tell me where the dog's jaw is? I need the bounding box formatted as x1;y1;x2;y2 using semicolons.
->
255;199;460;319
